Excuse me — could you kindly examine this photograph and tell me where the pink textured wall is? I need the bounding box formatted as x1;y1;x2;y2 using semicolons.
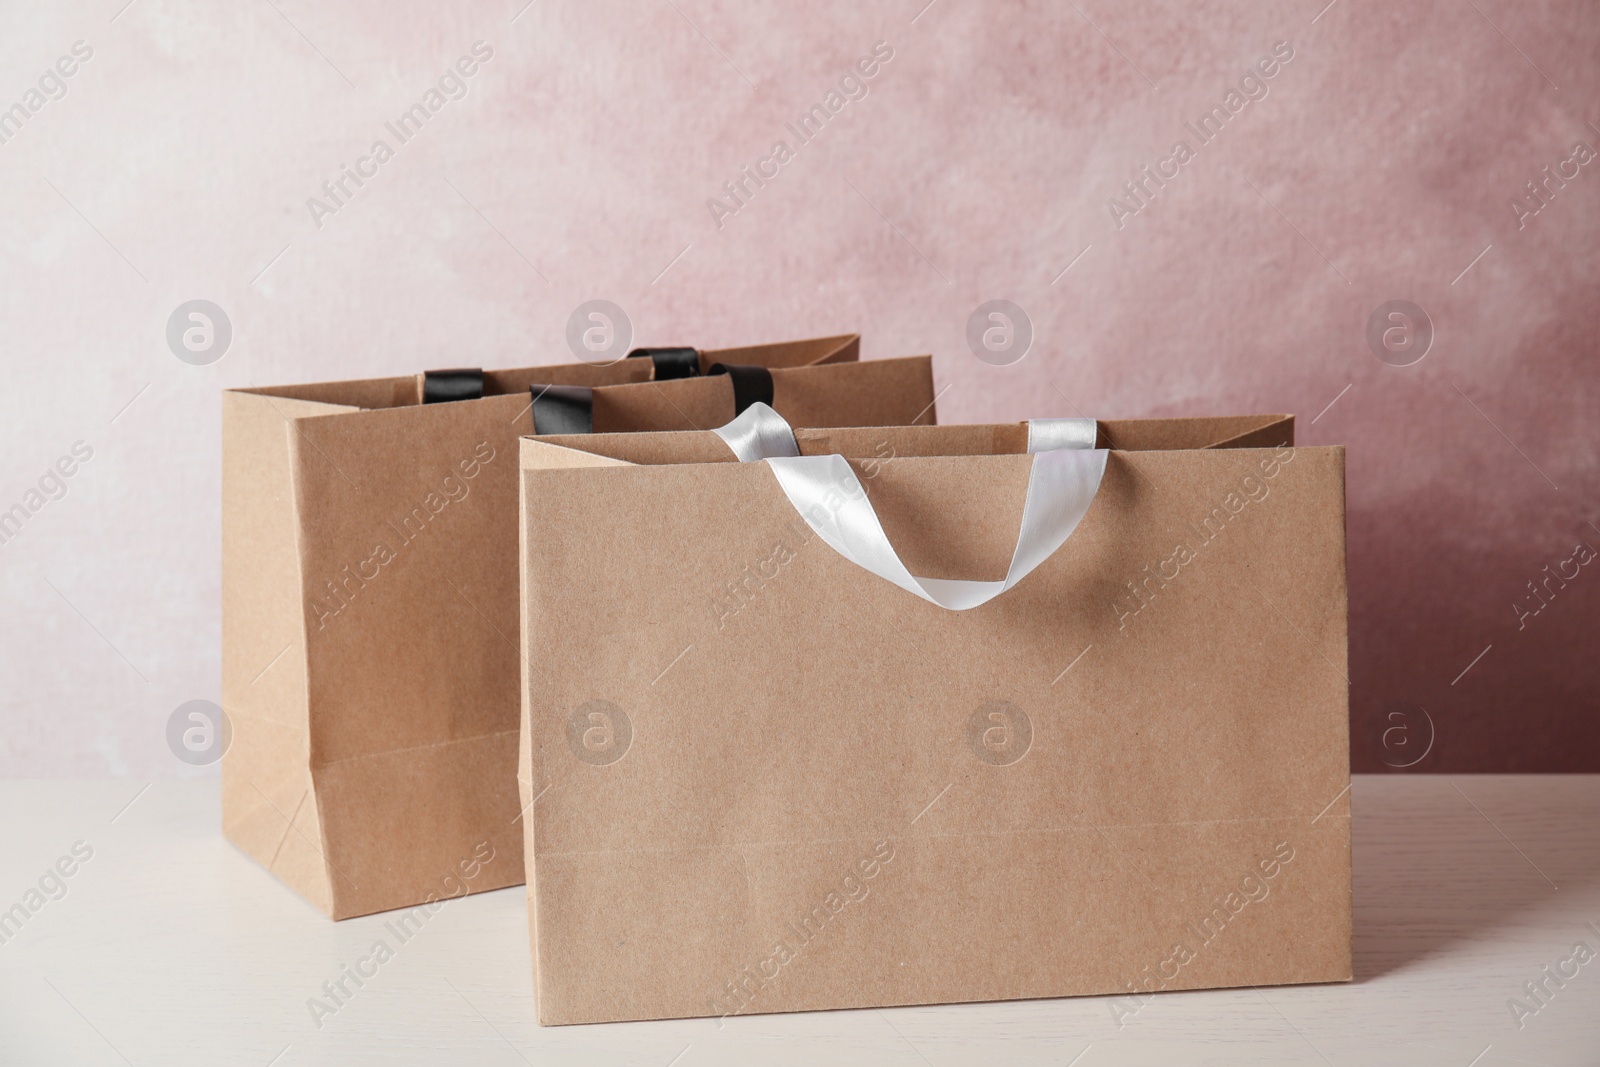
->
0;1;1595;775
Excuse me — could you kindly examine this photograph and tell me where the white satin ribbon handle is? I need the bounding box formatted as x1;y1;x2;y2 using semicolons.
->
712;402;800;461
1028;417;1099;452
709;405;1106;610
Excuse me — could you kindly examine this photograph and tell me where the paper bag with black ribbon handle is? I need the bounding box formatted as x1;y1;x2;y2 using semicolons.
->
517;408;1350;1024
222;334;937;919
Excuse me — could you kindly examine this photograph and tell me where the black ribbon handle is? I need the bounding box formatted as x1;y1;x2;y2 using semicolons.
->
706;363;774;415
428;346;705;412
529;384;596;435
627;347;700;380
423;367;597;433
428;352;771;432
526;363;774;435
422;368;484;404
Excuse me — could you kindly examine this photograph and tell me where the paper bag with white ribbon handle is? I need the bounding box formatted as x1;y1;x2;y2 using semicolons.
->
518;406;1350;1024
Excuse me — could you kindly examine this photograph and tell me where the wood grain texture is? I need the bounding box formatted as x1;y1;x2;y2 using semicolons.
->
0;775;1594;1064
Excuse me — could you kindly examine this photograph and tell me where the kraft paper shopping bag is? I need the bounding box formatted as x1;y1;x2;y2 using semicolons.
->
517;409;1349;1023
222;336;938;919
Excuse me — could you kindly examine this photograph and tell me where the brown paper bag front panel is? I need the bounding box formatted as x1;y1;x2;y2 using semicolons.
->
286;394;533;914
769;357;937;429
522;445;1349;1023
524;450;1347;844
534;823;1346;1022
799;424;1026;458
291;394;533;763
589;376;736;433
852;455;1029;582
310;729;523;918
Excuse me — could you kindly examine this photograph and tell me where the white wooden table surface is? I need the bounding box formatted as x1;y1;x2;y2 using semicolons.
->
1;775;1596;1065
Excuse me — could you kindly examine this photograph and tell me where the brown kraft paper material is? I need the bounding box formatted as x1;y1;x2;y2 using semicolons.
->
517;413;1350;1024
222;335;936;919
